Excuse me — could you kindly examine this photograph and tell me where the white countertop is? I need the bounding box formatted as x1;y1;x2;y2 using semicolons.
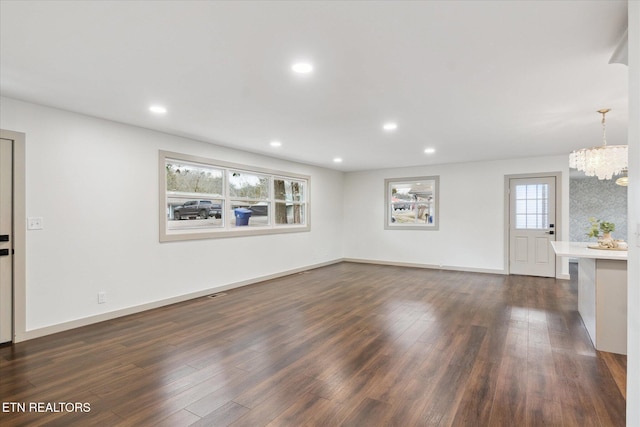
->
551;241;628;260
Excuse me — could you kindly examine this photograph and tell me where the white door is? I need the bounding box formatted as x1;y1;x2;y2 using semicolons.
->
509;176;556;277
0;138;13;343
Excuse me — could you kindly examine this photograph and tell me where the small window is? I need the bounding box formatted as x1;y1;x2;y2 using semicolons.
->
384;176;439;230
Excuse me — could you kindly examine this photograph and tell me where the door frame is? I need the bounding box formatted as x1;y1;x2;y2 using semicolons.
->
504;172;562;278
0;130;26;343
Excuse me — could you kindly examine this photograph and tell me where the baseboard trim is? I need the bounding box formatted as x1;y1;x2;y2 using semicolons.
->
14;259;342;343
342;258;507;275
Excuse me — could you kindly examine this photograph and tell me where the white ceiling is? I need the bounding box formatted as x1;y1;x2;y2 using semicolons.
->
0;0;629;172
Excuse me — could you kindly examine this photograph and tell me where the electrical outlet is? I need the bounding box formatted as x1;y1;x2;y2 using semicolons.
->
98;291;106;304
27;217;43;230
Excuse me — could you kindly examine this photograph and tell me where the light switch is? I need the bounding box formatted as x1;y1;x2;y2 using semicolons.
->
27;217;43;230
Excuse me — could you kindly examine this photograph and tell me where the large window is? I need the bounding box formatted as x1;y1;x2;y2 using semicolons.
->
160;151;310;241
384;176;439;230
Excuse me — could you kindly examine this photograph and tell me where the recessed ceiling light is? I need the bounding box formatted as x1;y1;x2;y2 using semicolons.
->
424;148;436;154
383;122;398;131
333;157;343;163
270;140;282;147
149;105;167;114
291;62;314;74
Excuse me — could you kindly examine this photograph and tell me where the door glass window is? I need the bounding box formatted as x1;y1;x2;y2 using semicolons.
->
514;184;548;229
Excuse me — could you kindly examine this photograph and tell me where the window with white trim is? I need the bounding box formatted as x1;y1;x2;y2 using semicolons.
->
160;151;310;241
384;176;439;230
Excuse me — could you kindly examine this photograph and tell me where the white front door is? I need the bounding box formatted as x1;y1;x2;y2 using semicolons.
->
509;176;556;277
0;138;13;343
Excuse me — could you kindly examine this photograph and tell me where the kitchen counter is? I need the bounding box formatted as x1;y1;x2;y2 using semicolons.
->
551;241;627;355
550;241;628;260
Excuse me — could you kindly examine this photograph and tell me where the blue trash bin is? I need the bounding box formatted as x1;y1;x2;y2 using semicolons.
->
234;208;252;226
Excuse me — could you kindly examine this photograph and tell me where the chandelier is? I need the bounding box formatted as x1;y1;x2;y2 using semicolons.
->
569;109;628;180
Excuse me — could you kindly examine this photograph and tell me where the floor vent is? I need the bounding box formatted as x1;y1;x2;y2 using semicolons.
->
207;293;227;299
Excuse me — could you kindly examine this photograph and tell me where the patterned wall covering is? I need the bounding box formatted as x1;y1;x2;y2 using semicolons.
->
569;172;628;242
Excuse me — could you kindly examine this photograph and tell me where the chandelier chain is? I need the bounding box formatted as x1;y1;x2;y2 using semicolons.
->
601;110;607;146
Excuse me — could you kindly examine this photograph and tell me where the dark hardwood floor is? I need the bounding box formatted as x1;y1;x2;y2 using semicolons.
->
0;262;626;426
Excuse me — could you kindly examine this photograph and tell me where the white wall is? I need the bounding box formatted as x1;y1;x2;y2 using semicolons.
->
343;156;570;276
627;1;639;424
0;97;345;335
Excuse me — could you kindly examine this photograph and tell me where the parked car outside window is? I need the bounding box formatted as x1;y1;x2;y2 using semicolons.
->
173;200;222;220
